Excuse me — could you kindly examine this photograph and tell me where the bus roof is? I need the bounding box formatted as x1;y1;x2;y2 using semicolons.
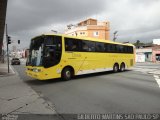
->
32;33;134;47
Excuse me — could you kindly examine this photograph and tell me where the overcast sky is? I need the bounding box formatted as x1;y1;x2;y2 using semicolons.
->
5;0;160;49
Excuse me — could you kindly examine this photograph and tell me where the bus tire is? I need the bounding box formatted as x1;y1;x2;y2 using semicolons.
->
113;63;119;72
62;67;72;81
120;63;125;72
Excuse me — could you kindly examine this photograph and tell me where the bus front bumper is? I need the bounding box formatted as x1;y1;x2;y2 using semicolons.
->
26;70;44;80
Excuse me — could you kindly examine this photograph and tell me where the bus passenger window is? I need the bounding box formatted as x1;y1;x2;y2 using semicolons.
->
65;38;79;51
96;42;105;52
82;44;88;51
72;44;77;50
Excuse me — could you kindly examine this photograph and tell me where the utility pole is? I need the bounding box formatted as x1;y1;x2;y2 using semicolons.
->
113;31;118;42
6;24;10;73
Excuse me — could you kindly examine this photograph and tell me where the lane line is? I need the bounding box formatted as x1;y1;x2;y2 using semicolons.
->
10;65;15;74
154;75;159;79
133;66;160;88
154;76;160;88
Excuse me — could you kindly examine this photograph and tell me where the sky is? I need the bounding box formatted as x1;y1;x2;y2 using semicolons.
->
5;0;160;49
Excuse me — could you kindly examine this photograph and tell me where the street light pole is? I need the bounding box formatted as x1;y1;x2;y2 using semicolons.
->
113;31;118;42
6;24;9;73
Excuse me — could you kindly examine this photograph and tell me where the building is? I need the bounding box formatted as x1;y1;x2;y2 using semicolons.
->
136;48;152;62
152;45;160;62
0;0;7;57
136;45;160;63
10;49;28;58
153;39;160;45
65;18;110;40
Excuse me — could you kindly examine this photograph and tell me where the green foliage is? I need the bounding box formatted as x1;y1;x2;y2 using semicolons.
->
133;40;151;48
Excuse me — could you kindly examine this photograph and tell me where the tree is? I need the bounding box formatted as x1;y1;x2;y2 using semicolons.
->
134;40;145;48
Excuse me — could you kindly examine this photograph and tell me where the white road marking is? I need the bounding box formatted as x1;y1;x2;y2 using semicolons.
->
10;65;15;74
154;75;159;79
153;75;160;88
131;67;158;74
132;66;160;88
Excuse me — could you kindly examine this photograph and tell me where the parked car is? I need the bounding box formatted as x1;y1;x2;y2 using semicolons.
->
11;58;20;65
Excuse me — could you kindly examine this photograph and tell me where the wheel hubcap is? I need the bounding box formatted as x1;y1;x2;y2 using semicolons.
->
121;65;125;71
115;66;118;71
122;67;124;71
66;71;71;78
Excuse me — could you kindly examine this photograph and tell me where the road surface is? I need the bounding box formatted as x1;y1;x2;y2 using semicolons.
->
13;63;160;114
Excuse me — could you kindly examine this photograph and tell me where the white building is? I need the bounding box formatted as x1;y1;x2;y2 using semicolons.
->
153;39;160;45
136;49;152;62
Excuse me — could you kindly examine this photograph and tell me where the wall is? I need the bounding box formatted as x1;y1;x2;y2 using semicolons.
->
136;48;152;62
144;52;152;62
65;18;110;40
136;54;145;62
0;0;7;56
152;50;160;62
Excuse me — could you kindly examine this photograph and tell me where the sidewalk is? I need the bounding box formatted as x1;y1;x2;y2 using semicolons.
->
0;63;61;119
0;63;15;77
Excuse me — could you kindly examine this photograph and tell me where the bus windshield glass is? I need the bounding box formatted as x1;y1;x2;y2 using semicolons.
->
26;35;62;67
27;36;44;66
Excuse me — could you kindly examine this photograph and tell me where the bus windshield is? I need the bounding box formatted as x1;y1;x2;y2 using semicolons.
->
27;36;44;66
26;35;62;67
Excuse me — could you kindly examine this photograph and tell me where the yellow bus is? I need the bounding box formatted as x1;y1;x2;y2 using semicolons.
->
26;34;135;80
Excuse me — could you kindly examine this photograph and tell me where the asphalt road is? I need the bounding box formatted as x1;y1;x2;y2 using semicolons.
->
13;64;160;114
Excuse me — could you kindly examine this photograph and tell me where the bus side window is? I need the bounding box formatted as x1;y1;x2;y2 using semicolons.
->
127;46;133;53
107;44;115;52
104;43;109;52
65;44;69;51
88;41;95;52
123;46;127;53
65;38;73;51
71;44;77;51
65;38;81;51
82;43;89;51
81;40;95;52
96;42;105;52
116;45;123;53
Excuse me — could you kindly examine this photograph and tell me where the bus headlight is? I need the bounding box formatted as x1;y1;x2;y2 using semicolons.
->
33;68;41;72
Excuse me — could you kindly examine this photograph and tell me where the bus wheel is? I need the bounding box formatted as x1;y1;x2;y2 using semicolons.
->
113;64;119;72
62;68;72;81
120;63;125;72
